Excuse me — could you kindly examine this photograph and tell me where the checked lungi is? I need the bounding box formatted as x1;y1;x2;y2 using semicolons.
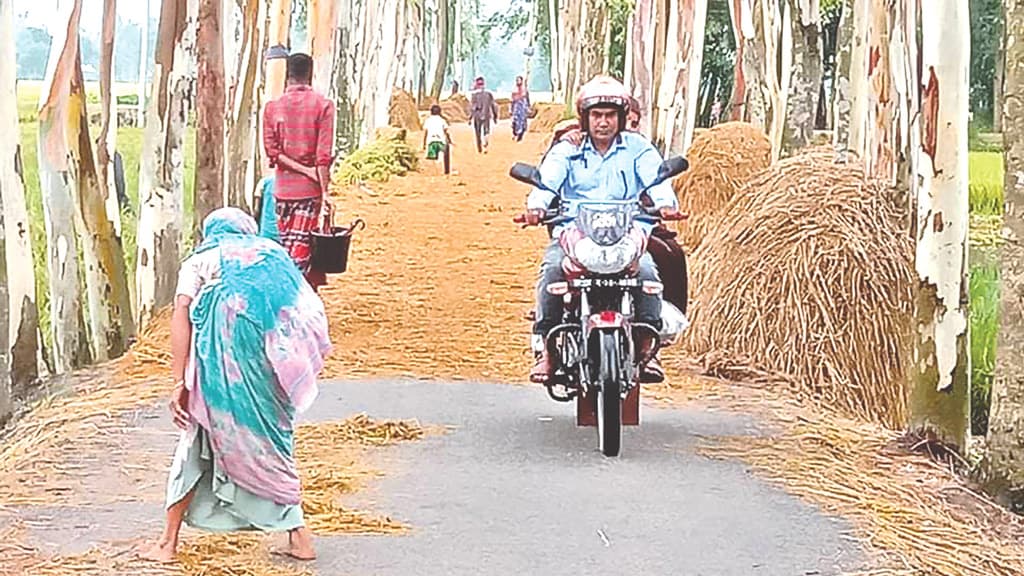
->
275;196;327;291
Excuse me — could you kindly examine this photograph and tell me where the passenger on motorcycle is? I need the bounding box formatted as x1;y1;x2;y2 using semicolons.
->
524;75;682;384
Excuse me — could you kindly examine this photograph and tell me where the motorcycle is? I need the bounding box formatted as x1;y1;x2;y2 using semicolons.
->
510;157;691;457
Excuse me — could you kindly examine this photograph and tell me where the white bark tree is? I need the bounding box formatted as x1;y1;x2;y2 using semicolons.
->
652;0;708;154
98;0;121;239
260;0;291;177
908;0;971;451
72;0;135;361
548;0;564;101
37;0;91;371
781;0;822;156
0;0;40;390
626;0;658;134
309;0;340;96
136;0;199;329
984;0;1024;510
225;0;266;211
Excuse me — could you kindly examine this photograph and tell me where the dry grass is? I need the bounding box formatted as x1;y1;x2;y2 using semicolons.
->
685;149;914;427
671;121;772;250
439;94;470;123
1;415;429;575
388;89;422;132
528;103;569;133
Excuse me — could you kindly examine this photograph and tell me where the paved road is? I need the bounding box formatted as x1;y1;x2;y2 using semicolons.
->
11;379;864;575
304;380;863;575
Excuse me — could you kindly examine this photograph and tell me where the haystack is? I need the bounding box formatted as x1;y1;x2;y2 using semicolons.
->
495;97;511;120
388;89;422;132
529;102;569;133
684;149;914;427
440;94;471;122
672;121;771;251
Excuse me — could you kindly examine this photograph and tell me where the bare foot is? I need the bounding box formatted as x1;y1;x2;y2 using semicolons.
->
137;539;177;564
271;528;316;561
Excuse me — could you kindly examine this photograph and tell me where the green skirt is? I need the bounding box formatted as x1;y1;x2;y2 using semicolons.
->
426;141;446;160
166;426;305;532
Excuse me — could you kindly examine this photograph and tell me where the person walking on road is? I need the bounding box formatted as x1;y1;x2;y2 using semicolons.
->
262;52;336;292
423;104;453;175
511;75;530;142
470;76;498;154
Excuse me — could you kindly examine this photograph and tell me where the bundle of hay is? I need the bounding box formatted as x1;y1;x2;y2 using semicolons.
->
333;131;418;185
495;97;511;120
440;94;471;122
685;149;914;427
388;89;422;132
672;121;772;250
529;102;570;133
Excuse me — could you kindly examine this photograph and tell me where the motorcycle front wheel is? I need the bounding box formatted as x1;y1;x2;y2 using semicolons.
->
595;331;623;457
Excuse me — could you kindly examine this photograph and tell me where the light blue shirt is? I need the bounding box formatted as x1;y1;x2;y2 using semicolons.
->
527;132;678;231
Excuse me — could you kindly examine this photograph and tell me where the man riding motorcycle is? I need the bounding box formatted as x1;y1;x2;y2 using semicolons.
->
524;75;681;384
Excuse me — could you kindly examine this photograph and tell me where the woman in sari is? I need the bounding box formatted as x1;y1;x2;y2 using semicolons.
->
511;75;530;142
142;207;332;563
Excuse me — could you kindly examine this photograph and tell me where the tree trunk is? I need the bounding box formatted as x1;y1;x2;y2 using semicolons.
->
909;0;971;452
781;0;822;157
453;0;463;88
864;0;896;181
193;0;225;235
653;0;708;154
261;0;291;177
0;0;40;391
846;0;872;159
740;0;769;130
135;0;198;329
580;0;609;81
548;0;563;99
983;0;1024;510
627;0;658;135
309;0;339;96
560;0;583;108
98;0;121;239
225;0;265;212
759;0;786;159
995;18;1005;133
37;0;91;372
728;0;747;121
429;0;449;100
831;0;854;153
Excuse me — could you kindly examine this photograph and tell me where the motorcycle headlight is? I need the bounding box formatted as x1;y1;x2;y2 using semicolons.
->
571;234;643;274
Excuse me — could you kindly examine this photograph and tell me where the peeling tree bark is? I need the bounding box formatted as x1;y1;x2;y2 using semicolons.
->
984;0;1024;510
193;0;225;235
549;0;564;101
909;0;971;452
831;0;855;154
136;0;197;330
846;0;872;159
225;0;265;212
740;0;772;132
728;0;747;121
627;0;658;135
98;0;121;240
580;0;610;82
309;0;340;96
37;0;91;372
781;0;822;157
653;0;708;154
0;0;40;392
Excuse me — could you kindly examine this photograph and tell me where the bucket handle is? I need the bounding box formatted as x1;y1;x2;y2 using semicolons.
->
320;204;366;235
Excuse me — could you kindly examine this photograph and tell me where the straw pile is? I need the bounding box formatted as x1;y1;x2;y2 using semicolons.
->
495;97;511;120
296;414;429;535
698;403;1024;575
389;89;422;132
528;103;569;132
671;121;772;250
685;149;914;427
440;94;471;122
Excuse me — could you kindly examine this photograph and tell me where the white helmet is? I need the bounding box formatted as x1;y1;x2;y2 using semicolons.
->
575;75;630;132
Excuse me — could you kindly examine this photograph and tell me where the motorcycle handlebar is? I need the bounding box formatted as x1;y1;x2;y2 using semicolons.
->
514;208;689;227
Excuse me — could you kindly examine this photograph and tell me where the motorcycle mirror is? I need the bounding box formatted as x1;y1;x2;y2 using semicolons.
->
509;162;547;190
655;156;690;184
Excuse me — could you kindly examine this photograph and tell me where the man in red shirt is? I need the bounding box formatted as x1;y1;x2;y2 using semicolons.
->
262;53;335;291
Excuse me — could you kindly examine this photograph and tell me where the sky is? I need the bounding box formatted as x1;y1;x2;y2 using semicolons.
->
14;0;158;33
